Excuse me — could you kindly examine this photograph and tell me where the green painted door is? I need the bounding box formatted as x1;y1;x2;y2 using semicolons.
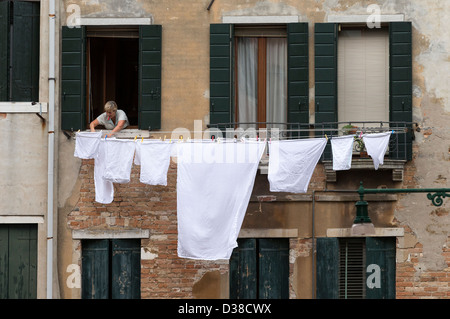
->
81;239;140;299
230;238;289;299
0;224;37;299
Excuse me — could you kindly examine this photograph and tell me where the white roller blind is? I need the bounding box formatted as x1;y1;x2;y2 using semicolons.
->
338;28;389;125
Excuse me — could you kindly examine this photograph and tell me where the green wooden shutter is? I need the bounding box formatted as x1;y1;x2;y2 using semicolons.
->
81;239;109;299
389;22;412;161
365;237;396;299
210;24;234;129
11;1;40;102
316;237;339;299
314;23;338;160
111;239;141;299
0;1;9;101
287;23;309;136
61;26;86;131
230;238;257;299
139;25;162;130
259;238;289;299
0;224;37;299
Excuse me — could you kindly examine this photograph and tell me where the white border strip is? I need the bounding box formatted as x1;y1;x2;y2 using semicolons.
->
0;102;48;113
73;229;150;239
328;14;404;23
0;216;45;224
327;227;404;237
74;17;152;26
222;15;299;24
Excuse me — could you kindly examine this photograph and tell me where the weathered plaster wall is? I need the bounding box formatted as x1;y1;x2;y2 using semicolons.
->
55;0;449;298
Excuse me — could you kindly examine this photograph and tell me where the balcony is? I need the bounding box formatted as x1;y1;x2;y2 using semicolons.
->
207;121;417;182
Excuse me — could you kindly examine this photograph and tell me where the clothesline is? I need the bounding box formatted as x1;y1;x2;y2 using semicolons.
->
74;131;392;260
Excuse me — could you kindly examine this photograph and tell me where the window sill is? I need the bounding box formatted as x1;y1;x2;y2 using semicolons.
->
0;102;48;113
323;158;407;182
326;227;404;238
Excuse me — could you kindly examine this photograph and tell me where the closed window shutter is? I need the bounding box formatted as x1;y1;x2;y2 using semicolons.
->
0;2;9;101
314;23;338;160
81;239;110;299
365;237;396;299
11;1;40;102
287;23;309;136
389;22;412;160
210;24;234;130
61;26;86;131
111;239;141;299
229;238;257;299
316;237;339;299
258;238;289;299
139;25;162;130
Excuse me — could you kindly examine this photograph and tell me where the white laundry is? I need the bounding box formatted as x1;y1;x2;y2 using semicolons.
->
268;138;327;193
176;140;266;260
102;139;136;183
94;140;114;204
135;141;174;186
362;132;392;170
74;131;102;159
331;135;354;170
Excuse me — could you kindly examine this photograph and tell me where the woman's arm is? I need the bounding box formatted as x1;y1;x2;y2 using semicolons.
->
89;118;99;132
106;120;126;138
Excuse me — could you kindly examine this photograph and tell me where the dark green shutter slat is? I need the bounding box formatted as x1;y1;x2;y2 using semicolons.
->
258;238;289;299
81;239;109;299
287;23;309;137
230;238;257;299
139;25;162;130
111;239;141;299
389;22;412;160
61;26;86;131
0;225;9;298
316;237;339;299
366;237;396;299
210;24;233;129
0;1;9;101
11;1;40;102
314;23;338;160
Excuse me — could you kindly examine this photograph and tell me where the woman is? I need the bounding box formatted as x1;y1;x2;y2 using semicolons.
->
90;101;129;138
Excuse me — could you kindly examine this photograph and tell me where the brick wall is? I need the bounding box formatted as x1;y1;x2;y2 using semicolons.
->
69;159;228;298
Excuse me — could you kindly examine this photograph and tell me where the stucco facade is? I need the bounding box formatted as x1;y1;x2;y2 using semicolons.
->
0;0;448;299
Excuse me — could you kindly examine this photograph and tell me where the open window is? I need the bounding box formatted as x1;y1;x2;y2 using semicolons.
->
86;27;139;127
61;25;161;132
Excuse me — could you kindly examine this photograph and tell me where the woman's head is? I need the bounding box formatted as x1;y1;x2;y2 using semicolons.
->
104;101;118;118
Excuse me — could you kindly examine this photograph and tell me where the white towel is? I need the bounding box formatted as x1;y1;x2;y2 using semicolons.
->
362;132;392;170
74;131;102;159
94;140;114;204
102;139;136;183
331;135;354;170
176;140;266;260
136;141;173;186
268;138;327;193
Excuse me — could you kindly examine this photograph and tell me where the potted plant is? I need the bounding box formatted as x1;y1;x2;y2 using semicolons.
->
342;124;358;135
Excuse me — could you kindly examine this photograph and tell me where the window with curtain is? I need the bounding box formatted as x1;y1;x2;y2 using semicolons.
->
235;29;287;131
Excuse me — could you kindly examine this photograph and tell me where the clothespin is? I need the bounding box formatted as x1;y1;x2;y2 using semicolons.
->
269;138;272;144
141;137;144;143
164;135;166;141
77;129;80;133
325;134;328;141
134;136;137;141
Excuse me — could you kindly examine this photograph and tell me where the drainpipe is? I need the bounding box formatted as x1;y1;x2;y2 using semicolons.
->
47;0;56;299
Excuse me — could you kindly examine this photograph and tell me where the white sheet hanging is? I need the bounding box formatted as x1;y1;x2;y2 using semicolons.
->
94;139;114;204
135;141;174;186
102;139;136;183
74;131;102;159
331;135;354;170
362;132;392;170
268;138;327;193
176;140;266;260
